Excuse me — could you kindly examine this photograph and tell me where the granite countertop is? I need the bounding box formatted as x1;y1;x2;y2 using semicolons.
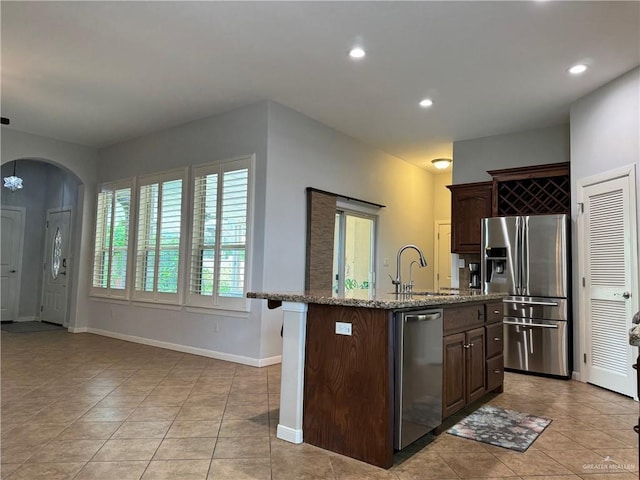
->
247;289;506;309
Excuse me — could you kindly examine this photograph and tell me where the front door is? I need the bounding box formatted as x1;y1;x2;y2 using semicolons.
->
1;208;25;321
41;209;72;325
579;166;638;398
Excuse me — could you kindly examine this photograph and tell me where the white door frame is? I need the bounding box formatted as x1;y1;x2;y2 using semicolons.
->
1;206;26;321
40;206;74;326
577;163;638;396
433;220;451;290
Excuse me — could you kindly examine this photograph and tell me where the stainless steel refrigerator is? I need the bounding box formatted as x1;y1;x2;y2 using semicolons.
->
482;214;571;378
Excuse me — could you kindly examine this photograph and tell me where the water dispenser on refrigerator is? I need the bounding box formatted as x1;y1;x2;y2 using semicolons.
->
484;247;508;291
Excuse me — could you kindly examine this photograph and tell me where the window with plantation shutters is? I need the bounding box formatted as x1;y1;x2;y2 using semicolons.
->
134;170;185;302
91;181;132;297
188;157;251;309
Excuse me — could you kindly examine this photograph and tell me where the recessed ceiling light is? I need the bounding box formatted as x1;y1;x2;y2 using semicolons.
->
568;64;588;75
349;47;366;59
419;98;434;108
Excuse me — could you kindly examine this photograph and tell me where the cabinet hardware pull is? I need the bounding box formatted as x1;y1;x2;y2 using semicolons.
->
493;369;501;374
463;343;472;349
493;337;501;341
493;310;500;314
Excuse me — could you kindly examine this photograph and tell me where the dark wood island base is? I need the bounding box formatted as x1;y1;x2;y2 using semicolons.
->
302;300;505;469
246;290;506;469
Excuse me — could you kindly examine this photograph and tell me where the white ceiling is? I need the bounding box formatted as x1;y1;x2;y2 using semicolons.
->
2;1;638;171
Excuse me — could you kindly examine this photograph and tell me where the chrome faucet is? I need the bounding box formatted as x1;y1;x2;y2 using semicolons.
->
391;244;428;294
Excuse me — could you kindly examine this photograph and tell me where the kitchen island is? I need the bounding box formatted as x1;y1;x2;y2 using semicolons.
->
248;290;506;468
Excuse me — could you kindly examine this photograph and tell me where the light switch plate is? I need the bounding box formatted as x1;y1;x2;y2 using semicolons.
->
335;322;352;336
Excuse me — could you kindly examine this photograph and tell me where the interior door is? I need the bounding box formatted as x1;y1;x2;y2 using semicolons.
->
41;209;72;325
580;169;638;397
435;222;451;290
1;208;25;321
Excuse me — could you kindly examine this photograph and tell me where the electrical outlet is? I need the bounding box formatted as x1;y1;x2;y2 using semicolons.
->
383;258;389;267
213;322;219;333
335;322;352;336
458;258;466;268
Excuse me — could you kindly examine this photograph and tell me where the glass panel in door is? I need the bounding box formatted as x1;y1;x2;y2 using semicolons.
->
333;211;375;299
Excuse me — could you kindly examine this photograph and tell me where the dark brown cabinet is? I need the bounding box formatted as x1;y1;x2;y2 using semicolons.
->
488;162;570;216
485;302;504;392
447;182;493;254
442;303;488;418
447;162;571;255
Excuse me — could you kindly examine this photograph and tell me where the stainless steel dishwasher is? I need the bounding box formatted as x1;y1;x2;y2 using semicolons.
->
394;308;443;450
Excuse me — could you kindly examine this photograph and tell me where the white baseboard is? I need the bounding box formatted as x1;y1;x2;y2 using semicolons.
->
16;316;38;322
84;327;281;368
258;355;282;367
69;326;88;333
277;424;303;444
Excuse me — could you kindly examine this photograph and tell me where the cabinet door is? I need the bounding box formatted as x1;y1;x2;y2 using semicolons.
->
448;182;493;254
465;327;486;405
485;322;503;359
485;301;503;324
443;333;466;418
487;355;504;392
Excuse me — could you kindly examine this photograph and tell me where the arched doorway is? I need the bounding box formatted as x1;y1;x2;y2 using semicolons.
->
1;159;81;327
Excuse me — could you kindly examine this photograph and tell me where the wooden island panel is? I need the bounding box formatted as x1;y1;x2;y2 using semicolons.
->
303;304;395;469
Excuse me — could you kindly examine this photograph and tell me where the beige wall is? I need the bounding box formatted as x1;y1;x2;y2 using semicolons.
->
433;171;452;221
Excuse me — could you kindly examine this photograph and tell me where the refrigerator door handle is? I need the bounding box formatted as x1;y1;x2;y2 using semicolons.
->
503;299;560;307
503;320;559;329
522;217;529;296
514;217;521;295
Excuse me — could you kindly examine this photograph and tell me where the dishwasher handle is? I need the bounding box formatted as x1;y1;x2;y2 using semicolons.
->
404;312;442;322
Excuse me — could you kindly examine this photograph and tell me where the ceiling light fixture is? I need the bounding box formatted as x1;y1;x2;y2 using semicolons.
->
3;160;23;192
349;47;366;59
431;158;452;170
419;98;434;108
568;63;588;75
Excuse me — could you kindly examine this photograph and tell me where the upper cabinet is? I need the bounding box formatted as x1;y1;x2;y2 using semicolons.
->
447;162;570;254
488;162;570;216
447;182;493;254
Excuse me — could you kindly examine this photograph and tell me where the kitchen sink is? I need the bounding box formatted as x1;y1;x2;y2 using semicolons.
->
388;291;455;296
412;291;455;296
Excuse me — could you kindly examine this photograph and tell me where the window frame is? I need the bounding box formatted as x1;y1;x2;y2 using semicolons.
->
333;204;378;299
90;178;135;299
186;156;253;311
132;168;187;305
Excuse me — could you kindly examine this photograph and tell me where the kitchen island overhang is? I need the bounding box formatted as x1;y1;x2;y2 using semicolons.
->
248;290;506;468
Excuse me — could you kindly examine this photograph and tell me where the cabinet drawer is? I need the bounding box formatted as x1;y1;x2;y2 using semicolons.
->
485;322;503;359
485;302;503;324
487;355;504;391
443;304;484;333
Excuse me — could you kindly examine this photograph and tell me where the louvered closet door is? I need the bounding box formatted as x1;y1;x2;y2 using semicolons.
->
584;175;636;397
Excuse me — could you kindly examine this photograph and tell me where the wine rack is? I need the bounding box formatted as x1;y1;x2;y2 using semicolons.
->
488;162;570;216
496;176;570;215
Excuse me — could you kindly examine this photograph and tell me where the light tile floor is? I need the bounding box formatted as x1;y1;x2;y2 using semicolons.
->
1;329;638;479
